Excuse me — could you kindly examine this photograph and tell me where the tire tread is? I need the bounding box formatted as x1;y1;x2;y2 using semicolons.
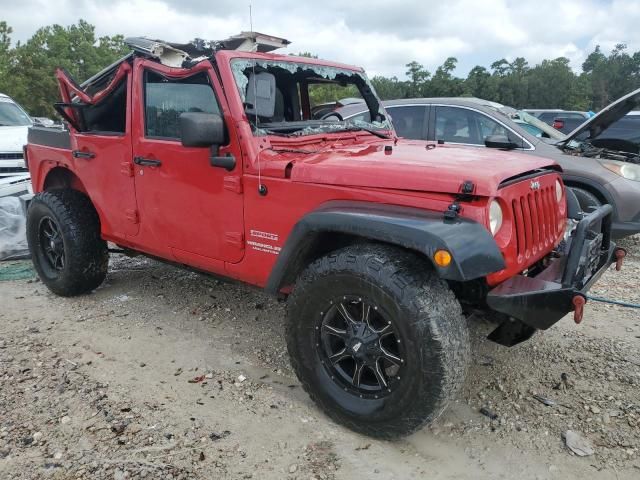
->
286;244;470;438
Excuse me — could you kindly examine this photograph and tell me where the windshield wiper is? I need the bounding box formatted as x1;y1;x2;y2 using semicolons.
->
341;125;390;139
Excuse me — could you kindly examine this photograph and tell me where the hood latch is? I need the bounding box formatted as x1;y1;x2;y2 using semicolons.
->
443;180;476;221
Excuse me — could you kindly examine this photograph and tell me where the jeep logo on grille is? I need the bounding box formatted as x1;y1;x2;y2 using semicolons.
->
530;180;541;190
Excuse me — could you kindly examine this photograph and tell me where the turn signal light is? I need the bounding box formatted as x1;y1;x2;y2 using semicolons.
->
434;250;452;267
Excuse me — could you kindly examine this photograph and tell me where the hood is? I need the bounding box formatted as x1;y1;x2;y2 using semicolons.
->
0;126;29;152
290;141;558;196
563;87;640;143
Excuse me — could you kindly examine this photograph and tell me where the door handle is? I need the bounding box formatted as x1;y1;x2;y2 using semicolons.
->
72;150;95;159
134;156;162;167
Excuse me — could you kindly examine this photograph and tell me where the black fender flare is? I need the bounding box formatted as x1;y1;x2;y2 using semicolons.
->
265;201;505;294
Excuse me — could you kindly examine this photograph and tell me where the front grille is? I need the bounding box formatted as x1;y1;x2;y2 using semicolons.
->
0;167;28;174
0;153;23;160
511;186;560;260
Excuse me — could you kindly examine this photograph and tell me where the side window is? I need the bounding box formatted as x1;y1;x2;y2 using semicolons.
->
435;106;477;144
475;113;511;140
386;106;426;140
144;71;220;139
80;80;127;134
436;107;514;146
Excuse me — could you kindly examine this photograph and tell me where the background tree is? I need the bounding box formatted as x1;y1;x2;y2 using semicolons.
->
3;20;127;116
0;21;13;93
405;61;430;97
427;57;463;97
463;66;496;99
370;75;407;100
2;19;640;118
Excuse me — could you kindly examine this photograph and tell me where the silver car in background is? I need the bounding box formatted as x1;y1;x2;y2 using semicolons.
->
335;95;640;238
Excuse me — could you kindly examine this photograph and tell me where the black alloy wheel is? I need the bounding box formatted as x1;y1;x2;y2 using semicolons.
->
27;189;108;296
286;244;470;438
38;216;65;274
318;296;404;398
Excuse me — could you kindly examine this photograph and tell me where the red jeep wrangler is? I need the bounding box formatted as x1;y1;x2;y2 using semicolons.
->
24;33;622;438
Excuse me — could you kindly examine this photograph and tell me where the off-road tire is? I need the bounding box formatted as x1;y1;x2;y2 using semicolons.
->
570;187;602;214
27;189;108;296
286;244;470;439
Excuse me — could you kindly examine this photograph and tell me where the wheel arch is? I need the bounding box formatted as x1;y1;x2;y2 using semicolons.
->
266;201;505;295
41;167;104;230
562;175;616;215
43;167;89;195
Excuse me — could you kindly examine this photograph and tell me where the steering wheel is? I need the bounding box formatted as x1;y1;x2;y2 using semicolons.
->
320;111;344;121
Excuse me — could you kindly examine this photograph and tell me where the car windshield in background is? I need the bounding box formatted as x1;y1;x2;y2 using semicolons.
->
230;59;391;137
0;99;32;126
515;121;544;137
512;110;566;141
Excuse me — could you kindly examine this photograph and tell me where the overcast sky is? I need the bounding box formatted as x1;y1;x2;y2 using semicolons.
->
1;0;639;78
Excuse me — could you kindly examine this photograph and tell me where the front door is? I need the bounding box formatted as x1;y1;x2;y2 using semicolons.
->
130;59;244;268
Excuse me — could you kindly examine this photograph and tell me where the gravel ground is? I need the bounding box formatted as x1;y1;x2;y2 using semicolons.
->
0;237;639;479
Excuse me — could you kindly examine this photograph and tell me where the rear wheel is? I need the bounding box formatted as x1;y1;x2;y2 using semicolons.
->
286;244;470;438
27;189;108;296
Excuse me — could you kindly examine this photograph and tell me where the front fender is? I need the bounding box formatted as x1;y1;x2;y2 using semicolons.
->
266;201;505;294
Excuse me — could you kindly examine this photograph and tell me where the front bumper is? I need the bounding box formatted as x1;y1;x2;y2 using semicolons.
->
486;204;622;342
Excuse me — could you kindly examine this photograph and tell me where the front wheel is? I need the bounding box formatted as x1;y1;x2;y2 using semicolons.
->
27;189;108;296
286;244;470;438
569;187;602;214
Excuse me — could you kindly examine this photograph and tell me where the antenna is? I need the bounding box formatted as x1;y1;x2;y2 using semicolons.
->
249;3;267;196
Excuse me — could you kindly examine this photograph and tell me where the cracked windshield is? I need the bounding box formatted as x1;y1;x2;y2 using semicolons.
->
231;58;391;137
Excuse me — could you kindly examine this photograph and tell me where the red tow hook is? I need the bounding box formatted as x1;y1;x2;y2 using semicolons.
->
572;295;586;324
614;248;626;271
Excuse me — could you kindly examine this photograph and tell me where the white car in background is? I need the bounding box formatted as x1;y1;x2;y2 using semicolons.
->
0;93;31;178
0;93;32;198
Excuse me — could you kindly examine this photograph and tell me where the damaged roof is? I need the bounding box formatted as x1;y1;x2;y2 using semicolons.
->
82;31;291;90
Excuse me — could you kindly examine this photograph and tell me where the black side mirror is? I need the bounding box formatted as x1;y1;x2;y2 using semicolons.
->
179;112;236;171
485;134;518;150
180;112;225;148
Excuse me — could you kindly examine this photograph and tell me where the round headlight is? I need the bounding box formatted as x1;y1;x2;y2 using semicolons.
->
489;200;503;236
555;179;563;202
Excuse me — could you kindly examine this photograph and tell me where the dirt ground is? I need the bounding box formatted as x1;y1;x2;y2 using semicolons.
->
1;237;639;480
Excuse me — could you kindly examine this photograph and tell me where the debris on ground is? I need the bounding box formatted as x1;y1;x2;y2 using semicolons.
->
532;394;556;407
563;430;595;457
479;407;498;420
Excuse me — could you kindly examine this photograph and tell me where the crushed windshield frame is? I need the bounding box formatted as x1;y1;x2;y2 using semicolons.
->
230;58;392;137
